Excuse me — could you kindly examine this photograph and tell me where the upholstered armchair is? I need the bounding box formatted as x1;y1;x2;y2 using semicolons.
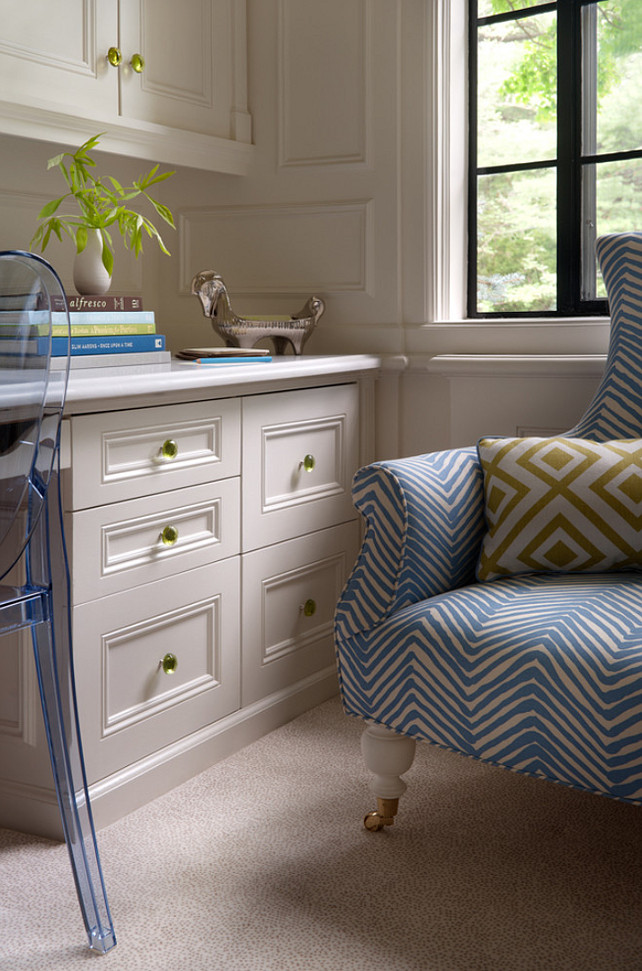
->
334;232;642;830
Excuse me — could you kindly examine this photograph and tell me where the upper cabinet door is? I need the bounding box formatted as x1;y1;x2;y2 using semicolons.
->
0;0;253;174
119;0;245;142
0;0;118;119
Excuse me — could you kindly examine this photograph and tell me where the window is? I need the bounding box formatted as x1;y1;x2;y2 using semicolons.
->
469;0;642;317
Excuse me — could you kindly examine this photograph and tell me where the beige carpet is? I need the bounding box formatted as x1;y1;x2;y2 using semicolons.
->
0;696;641;971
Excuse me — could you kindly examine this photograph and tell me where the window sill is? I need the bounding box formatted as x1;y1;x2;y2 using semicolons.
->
404;318;611;356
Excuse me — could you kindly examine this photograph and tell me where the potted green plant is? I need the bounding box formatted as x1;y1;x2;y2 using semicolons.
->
30;133;175;295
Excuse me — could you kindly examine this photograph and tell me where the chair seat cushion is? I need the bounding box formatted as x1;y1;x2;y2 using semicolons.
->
336;572;642;804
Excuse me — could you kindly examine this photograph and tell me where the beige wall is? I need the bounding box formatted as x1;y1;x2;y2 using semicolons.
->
0;0;606;461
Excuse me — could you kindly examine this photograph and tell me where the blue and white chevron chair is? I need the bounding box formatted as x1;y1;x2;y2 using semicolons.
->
334;232;642;829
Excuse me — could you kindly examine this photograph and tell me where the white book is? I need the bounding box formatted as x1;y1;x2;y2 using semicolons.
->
50;351;171;370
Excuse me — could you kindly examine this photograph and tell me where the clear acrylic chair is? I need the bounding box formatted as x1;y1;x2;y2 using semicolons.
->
0;251;116;952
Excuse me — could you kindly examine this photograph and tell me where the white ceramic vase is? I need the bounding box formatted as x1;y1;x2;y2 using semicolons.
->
73;229;112;295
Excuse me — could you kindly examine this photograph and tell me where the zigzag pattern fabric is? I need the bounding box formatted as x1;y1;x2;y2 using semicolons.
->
337;572;642;803
334;231;642;806
569;232;642;440
335;447;485;639
476;436;642;580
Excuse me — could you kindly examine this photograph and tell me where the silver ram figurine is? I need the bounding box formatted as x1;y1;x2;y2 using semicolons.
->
191;271;325;356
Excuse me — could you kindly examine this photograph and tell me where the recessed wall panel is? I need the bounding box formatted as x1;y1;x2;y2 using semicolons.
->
180;200;371;294
279;0;368;166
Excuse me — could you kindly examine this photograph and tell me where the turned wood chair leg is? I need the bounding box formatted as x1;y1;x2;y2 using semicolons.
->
361;724;416;831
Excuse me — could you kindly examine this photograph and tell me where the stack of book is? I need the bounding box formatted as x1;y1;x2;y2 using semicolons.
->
0;293;171;370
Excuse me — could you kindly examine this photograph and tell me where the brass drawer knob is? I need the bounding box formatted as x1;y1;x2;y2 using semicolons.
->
301;598;317;617
107;46;122;67
161;524;179;546
131;53;145;74
160;439;178;460
160;653;178;675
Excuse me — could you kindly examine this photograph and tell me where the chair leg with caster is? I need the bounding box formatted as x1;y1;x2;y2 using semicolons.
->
361;724;416;831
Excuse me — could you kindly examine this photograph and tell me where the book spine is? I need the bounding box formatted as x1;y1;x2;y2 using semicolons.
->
53;322;156;336
51;334;166;355
192;357;273;365
50;351;171;370
0;309;156;328
50;295;144;312
0;322;156;337
0;310;155;325
55;310;155;324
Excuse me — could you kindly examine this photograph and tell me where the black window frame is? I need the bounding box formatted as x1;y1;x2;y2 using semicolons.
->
468;0;642;318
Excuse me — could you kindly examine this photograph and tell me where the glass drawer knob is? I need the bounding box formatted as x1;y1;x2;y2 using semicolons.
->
302;598;317;617
302;454;315;472
131;53;145;74
161;525;179;546
161;439;178;460
161;653;178;675
107;46;122;67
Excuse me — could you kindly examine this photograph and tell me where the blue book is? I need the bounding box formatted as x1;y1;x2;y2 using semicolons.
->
191;356;272;365
0;310;155;326
0;334;165;355
58;334;165;355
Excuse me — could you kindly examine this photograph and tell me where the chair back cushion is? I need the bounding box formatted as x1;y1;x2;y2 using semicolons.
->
477;435;642;581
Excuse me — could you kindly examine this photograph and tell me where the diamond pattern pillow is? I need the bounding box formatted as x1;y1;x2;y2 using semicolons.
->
476;436;642;582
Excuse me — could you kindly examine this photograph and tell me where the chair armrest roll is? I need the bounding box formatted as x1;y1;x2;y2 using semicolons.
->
335;446;486;639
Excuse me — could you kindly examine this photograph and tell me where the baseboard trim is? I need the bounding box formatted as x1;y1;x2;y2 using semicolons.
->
0;668;339;840
87;667;340;833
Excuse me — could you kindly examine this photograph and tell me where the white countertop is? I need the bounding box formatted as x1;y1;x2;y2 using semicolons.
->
63;354;381;414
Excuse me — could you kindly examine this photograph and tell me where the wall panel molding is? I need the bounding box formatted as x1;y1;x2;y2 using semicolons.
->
277;0;370;167
179;199;373;295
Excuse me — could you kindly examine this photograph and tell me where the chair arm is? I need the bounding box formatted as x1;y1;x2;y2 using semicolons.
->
335;446;486;639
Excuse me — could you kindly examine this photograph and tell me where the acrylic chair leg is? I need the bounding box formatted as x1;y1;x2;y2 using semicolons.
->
361;724;416;831
31;618;116;953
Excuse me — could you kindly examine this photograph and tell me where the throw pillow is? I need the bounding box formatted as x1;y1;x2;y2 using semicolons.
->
476;436;642;581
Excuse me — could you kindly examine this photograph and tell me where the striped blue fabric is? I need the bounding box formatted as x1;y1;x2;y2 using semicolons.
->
334;447;485;639
335;232;642;805
569;232;642;440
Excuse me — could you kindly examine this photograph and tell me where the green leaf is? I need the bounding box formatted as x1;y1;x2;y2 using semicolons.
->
38;196;65;218
76;225;88;254
47;152;66;170
149;199;176;228
101;240;114;277
147;169;175;186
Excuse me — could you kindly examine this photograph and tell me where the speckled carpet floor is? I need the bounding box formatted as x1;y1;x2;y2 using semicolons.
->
1;695;641;971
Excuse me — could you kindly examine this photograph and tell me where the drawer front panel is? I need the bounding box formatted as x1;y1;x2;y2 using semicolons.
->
74;561;240;780
69;478;240;603
68;398;241;508
241;521;360;705
242;384;359;551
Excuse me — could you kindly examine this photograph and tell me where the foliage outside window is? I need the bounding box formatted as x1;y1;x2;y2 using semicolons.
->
470;0;642;317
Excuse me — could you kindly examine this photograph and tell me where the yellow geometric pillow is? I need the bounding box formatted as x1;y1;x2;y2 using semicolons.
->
476;436;642;582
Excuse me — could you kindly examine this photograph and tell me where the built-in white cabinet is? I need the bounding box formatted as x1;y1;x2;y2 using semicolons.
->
0;359;378;838
0;0;252;173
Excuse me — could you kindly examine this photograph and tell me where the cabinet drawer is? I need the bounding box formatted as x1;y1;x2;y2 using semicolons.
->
66;398;241;509
68;478;240;604
74;560;240;781
242;384;359;551
241;521;360;705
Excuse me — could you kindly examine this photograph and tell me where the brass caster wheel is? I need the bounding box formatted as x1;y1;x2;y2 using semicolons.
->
364;811;386;832
363;797;399;831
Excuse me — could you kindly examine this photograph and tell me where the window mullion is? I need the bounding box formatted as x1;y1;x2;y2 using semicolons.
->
580;2;598;301
557;0;582;316
468;0;479;317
